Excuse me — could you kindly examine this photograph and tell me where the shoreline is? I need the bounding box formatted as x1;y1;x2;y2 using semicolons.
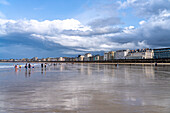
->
1;61;170;66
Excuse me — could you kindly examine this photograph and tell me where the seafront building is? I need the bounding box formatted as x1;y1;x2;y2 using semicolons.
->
84;53;92;61
114;49;130;59
104;51;115;61
93;55;103;61
126;49;154;59
32;57;38;61
104;52;109;61
46;57;52;61
154;48;170;59
41;58;46;61
77;55;84;61
108;51;115;60
3;47;170;62
58;57;65;61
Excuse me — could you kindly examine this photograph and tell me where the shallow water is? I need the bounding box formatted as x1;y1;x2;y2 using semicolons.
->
0;63;170;113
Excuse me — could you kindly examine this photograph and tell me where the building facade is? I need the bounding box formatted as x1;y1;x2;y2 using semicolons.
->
84;53;92;61
104;52;109;61
77;55;84;61
114;49;130;59
32;57;38;61
46;57;52;61
93;55;103;61
108;51;115;60
58;57;65;61
126;49;154;59
154;48;170;59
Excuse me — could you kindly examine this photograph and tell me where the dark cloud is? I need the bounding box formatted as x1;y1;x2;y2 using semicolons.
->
0;33;76;59
120;0;170;18
1;0;170;59
88;17;123;28
62;27;122;37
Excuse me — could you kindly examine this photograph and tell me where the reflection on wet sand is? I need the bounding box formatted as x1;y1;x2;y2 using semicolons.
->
0;64;170;112
41;68;47;76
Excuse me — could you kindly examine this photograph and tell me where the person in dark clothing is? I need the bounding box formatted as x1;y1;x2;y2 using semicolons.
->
25;63;27;69
44;63;47;68
41;63;43;68
28;64;31;68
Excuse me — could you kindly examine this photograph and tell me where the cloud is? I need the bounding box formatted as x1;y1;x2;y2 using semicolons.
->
1;0;170;58
0;0;9;5
76;0;122;27
0;18;145;57
1;9;170;58
88;17;123;28
139;20;146;25
0;19;91;35
119;0;170;18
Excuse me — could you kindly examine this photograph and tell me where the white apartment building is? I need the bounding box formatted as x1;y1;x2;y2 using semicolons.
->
126;49;154;59
58;57;65;61
84;53;92;61
104;52;109;61
114;49;130;59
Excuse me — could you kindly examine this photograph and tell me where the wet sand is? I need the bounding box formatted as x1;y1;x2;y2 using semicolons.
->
0;64;170;113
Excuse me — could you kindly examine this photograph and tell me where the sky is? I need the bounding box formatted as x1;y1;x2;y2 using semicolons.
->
0;0;170;59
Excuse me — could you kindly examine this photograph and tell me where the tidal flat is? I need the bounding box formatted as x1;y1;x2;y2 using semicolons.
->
0;63;170;113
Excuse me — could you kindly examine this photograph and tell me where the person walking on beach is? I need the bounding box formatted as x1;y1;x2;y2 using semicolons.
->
32;64;34;68
25;63;27;69
15;65;18;69
41;63;43;68
19;65;22;68
28;64;31;68
44;63;47;68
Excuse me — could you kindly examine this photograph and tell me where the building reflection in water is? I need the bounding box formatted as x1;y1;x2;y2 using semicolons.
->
144;66;155;79
14;63;157;80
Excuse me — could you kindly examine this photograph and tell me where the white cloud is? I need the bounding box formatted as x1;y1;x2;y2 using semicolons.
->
1;0;170;54
0;19;92;35
0;17;155;52
139;20;146;25
0;0;9;5
119;0;170;18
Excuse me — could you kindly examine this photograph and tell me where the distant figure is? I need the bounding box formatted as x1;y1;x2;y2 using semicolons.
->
41;63;43;68
28;64;31;68
155;62;158;66
32;64;34;68
15;65;18;69
25;63;27;69
45;63;47;68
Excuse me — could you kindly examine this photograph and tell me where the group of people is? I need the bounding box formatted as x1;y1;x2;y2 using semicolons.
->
14;63;55;69
41;63;47;68
14;63;34;69
25;63;35;69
